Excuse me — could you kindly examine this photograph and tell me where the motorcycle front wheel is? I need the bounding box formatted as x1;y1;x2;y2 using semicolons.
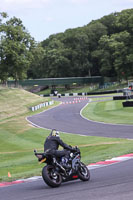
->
78;162;90;181
42;165;62;187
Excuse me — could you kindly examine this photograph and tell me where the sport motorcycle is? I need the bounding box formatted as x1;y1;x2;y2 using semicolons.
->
34;146;90;187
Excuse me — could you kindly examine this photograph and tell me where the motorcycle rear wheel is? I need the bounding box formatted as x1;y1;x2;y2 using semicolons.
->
78;162;90;181
42;165;62;187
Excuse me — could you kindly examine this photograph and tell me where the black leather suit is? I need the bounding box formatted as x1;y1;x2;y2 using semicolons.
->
44;135;72;158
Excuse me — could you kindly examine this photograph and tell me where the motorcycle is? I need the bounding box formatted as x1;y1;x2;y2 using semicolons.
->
34;146;90;187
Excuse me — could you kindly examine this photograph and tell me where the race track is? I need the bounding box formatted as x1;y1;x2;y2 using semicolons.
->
1;96;133;200
1;159;133;200
27;97;133;139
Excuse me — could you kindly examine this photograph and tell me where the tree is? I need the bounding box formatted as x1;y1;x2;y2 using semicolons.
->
92;35;115;77
109;31;133;80
94;30;133;80
0;13;34;84
41;38;71;78
0;12;9;83
84;21;108;76
99;13;117;35
115;9;133;34
27;43;45;79
63;29;92;76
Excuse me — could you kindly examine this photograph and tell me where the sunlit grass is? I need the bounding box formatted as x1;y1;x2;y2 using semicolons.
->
82;99;133;124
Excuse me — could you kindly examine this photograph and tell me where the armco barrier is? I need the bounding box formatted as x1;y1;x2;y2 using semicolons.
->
43;90;123;97
30;101;54;112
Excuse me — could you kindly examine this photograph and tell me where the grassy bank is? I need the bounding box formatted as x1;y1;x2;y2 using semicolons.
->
0;88;133;182
0;87;59;181
0;87;51;122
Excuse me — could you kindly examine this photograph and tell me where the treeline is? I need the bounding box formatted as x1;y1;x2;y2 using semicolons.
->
0;9;133;84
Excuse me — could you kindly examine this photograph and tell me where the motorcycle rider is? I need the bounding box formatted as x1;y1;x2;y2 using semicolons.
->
44;129;73;163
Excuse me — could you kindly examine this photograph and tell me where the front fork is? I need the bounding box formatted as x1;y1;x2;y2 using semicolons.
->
52;157;67;176
71;155;80;171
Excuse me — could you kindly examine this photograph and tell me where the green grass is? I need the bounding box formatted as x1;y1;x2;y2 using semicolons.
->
0;87;59;181
0;87;51;122
82;98;133;124
0;87;133;182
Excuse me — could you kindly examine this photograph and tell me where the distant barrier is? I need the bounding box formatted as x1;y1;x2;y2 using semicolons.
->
113;96;133;100
122;101;133;107
43;90;123;97
30;100;54;112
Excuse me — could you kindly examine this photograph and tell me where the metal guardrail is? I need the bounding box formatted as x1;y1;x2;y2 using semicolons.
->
30;100;54;112
43;90;123;97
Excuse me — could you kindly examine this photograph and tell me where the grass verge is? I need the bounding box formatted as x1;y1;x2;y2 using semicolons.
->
82;98;133;125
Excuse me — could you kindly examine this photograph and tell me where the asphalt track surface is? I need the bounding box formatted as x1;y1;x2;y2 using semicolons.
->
1;159;133;200
1;96;133;200
27;97;133;139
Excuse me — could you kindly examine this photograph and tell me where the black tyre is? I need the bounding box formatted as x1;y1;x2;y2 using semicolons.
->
42;165;62;187
78;162;90;181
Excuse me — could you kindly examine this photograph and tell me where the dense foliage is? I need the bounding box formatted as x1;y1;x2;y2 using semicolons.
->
29;8;133;81
0;12;35;84
0;9;133;83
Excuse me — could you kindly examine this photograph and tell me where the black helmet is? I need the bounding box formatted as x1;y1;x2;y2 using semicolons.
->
50;129;60;137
